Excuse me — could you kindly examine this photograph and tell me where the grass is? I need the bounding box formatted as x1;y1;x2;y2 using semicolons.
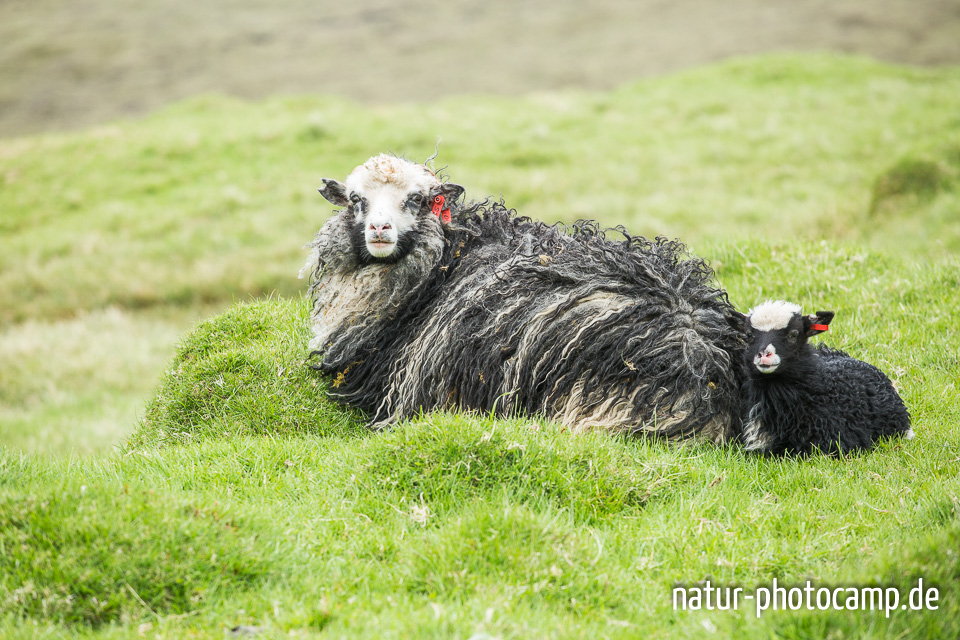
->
0;305;218;455
1;54;960;637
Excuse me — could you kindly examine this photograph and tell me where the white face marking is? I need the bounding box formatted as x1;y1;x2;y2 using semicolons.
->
360;184;417;258
748;300;801;332
753;344;781;374
344;155;441;259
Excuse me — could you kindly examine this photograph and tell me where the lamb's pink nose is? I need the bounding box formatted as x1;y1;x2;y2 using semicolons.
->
757;345;778;365
369;223;392;233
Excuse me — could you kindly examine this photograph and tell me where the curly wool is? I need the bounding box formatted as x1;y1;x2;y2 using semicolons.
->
742;345;912;455
306;200;746;442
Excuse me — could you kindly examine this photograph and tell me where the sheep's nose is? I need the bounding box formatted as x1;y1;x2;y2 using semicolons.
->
369;223;392;232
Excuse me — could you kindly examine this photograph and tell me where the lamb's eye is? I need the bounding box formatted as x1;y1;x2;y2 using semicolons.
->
787;330;799;343
408;194;424;207
350;193;362;204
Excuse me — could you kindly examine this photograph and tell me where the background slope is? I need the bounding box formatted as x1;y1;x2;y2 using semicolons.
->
2;0;960;137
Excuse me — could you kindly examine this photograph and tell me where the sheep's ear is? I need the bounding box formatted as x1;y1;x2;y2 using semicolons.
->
437;182;465;204
803;311;834;337
318;179;349;206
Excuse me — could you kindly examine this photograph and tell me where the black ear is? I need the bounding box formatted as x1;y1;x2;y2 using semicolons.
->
803;310;834;337
318;179;349;207
437;182;465;204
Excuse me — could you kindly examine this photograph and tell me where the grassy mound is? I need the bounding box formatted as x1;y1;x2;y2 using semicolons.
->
132;296;695;523
131;298;362;448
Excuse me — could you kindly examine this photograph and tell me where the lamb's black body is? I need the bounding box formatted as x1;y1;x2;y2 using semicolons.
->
742;337;911;456
306;198;746;442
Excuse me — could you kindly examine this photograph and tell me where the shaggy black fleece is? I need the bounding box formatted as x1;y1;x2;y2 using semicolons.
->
306;199;747;442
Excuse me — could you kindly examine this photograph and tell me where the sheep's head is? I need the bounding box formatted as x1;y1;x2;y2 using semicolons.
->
318;154;465;263
745;300;833;377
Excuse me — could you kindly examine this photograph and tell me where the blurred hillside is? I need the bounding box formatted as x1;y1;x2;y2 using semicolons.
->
2;0;960;137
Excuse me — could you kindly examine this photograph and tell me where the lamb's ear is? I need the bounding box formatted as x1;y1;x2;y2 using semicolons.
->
318;179;349;206
803;310;834;337
437;182;465;204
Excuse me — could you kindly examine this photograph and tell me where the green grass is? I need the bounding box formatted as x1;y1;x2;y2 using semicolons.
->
0;305;219;455
2;54;960;637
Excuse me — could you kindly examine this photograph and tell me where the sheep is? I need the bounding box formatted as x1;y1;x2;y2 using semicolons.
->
740;300;913;456
301;154;746;442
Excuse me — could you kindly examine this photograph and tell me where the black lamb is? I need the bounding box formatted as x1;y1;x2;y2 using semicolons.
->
741;300;913;455
301;154;746;442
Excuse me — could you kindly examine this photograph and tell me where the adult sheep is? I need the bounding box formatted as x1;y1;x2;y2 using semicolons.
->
301;154;746;442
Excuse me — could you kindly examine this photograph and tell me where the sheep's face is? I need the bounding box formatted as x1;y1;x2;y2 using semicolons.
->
318;154;464;263
745;301;833;377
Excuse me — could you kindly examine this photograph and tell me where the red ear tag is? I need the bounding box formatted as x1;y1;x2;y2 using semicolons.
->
432;194;451;224
810;324;830;332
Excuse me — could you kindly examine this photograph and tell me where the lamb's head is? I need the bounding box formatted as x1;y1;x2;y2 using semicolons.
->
318;154;465;262
745;300;834;377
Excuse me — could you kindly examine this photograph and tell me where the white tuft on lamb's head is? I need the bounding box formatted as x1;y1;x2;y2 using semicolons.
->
745;300;834;376
318;154;464;262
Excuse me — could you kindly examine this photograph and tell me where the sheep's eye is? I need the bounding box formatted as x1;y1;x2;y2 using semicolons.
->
787;330;799;343
350;193;362;204
408;193;424;207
